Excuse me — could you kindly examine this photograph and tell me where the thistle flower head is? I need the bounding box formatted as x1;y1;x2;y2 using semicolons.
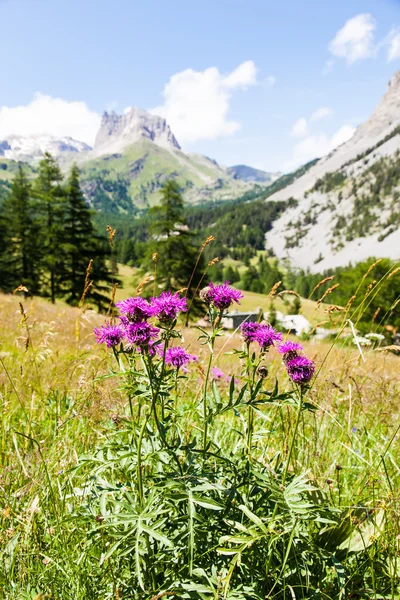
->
277;340;304;362
124;321;159;347
206;281;243;311
164;346;197;368
212;366;225;380
151;292;187;323
255;325;282;350
116;296;153;321
94;324;124;348
278;341;303;354
285;355;315;384
240;321;260;343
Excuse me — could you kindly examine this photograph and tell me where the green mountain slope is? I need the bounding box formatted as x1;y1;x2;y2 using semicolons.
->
0;159;35;181
79;139;250;212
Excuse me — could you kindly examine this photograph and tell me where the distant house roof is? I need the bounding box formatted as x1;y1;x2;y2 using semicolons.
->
222;310;259;329
275;311;311;335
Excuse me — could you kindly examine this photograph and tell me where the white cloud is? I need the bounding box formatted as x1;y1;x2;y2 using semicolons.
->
284;124;356;171
388;30;400;61
329;14;376;65
151;61;258;144
265;75;276;87
291;117;308;137
311;106;333;121
223;60;258;89
0;93;101;145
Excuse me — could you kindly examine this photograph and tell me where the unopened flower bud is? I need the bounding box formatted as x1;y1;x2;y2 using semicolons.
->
199;286;212;304
257;365;269;379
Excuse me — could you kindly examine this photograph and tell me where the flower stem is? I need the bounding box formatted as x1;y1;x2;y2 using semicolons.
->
137;411;149;508
202;349;213;458
282;388;303;485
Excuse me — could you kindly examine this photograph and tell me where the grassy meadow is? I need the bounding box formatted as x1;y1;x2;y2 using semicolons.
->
0;282;399;599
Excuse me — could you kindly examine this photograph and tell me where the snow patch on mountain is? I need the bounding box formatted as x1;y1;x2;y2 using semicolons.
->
0;135;91;162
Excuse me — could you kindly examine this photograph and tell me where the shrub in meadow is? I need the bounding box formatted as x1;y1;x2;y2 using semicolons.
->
71;282;389;599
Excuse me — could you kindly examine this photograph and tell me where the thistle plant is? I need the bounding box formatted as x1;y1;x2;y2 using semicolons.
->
68;282;393;599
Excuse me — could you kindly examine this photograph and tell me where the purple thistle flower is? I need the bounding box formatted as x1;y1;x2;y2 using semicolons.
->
285;355;315;385
124;321;159;347
255;325;282;351
206;281;244;311
164;346;197;369
151;292;187;323
94;324;124;348
240;321;260;343
116;297;153;322
278;340;304;362
212;366;225;380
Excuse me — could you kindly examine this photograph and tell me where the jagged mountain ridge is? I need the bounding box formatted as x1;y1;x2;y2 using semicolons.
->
265;71;400;272
0;107;264;208
93;108;181;156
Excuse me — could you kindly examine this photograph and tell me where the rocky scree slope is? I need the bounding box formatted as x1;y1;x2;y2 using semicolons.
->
266;71;400;272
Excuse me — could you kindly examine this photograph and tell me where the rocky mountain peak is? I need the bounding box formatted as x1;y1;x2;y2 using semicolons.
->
93;108;181;156
265;69;400;272
268;70;400;203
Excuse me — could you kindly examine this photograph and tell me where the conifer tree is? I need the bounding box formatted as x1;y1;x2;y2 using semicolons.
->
33;153;65;303
0;166;39;294
148;180;204;292
291;295;302;315
62;165;115;309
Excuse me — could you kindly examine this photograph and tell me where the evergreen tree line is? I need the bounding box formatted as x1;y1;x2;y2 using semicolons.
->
0;153;114;309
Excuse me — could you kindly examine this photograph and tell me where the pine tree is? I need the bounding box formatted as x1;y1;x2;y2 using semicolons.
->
291;295;302;315
148;181;204;293
0;166;40;294
223;265;240;284
33;153;65;303
62;165;115;310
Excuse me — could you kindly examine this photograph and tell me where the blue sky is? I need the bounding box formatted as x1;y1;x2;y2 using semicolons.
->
0;0;400;171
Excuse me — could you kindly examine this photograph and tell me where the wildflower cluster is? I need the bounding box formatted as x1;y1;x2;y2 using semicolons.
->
94;291;196;369
278;340;315;384
240;321;282;350
240;322;315;385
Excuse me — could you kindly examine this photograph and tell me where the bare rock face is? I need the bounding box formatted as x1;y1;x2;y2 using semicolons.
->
93;108;181;156
0;135;91;162
269;71;400;202
265;70;400;272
